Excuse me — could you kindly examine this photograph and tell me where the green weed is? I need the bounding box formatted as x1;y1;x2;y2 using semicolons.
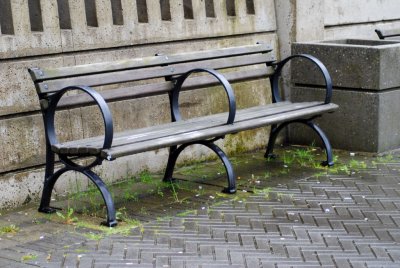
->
0;224;19;235
349;159;367;169
123;191;139;202
139;207;149;215
177;210;196;217
377;154;394;163
138;170;153;183
168;182;180;203
293;148;315;166
254;187;273;199
282;151;294;166
178;162;206;176
56;207;78;225
83;232;104;241
75;248;89;253
76;218;142;236
21;254;37;262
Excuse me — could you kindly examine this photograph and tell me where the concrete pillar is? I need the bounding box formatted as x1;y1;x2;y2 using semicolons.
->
273;0;324;100
273;0;325;144
273;0;295;101
274;0;324;58
295;0;324;42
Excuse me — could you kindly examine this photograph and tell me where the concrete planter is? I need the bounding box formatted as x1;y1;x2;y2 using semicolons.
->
290;39;400;152
292;39;400;90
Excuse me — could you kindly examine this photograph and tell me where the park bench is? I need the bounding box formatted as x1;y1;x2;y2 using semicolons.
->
29;43;338;227
375;28;400;40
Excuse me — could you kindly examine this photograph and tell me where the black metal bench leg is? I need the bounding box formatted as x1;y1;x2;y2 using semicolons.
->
265;119;334;167
82;170;117;227
265;123;285;159
44;143;55;182
303;121;334;167
163;145;185;183
38;167;117;227
39;167;68;214
163;141;236;194
205;142;236;194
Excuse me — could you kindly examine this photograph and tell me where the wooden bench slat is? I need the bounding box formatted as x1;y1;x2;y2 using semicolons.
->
37;54;272;93
52;101;295;154
57;68;274;109
113;102;324;146
52;102;335;156
53;101;295;154
30;44;273;81
102;103;338;159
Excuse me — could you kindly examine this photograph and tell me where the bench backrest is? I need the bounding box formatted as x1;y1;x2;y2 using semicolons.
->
29;44;275;110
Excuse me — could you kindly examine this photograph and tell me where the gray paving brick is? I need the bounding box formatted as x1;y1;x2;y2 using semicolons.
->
285;246;302;258
244;256;260;268
300;214;316;225
63;253;78;267
331;258;352;268
270;244;287;257
373;230;394;241
338;240;357;252
228;251;245;266
307;232;324;244
78;257;94;268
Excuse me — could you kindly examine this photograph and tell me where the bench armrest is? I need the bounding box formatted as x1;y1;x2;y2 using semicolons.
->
44;85;113;150
171;68;236;124
271;54;333;104
375;28;400;40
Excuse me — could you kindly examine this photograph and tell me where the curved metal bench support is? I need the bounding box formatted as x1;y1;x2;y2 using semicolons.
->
270;54;332;104
38;85;116;226
163;68;237;193
38;163;117;227
265;54;334;167
171;68;236;124
45;85;113;151
163;140;236;194
265;119;334;167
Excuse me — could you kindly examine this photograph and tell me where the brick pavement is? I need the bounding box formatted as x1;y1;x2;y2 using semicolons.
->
2;155;400;267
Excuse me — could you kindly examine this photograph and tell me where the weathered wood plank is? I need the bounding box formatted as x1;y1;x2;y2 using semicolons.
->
52;101;295;154
53;101;295;154
102;103;338;159
37;54;272;93
57;67;274;108
29;44;273;81
52;102;337;156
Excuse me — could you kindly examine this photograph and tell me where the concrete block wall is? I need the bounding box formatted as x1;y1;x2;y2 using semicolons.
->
0;0;278;208
323;0;400;40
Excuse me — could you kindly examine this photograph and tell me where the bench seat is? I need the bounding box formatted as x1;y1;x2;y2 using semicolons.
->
53;101;337;159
